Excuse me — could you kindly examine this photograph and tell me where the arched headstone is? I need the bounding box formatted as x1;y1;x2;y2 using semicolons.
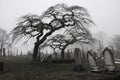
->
73;48;85;72
87;51;99;72
74;48;82;65
103;47;116;71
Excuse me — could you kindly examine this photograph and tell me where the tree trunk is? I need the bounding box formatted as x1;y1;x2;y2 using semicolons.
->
61;44;68;59
0;48;2;56
53;49;57;60
38;47;41;61
0;44;3;56
3;48;6;57
54;52;57;60
32;43;39;61
8;49;10;56
32;26;65;61
61;48;65;59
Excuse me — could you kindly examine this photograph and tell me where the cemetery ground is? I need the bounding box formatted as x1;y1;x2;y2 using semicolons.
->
0;56;119;80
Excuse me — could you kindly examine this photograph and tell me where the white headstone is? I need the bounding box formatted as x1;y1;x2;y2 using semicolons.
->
103;47;116;71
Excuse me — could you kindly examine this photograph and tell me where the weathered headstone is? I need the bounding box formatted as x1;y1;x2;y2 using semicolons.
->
73;48;85;72
87;51;99;72
103;47;116;71
74;48;82;65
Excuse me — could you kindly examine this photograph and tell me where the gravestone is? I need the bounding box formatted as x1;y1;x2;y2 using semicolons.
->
74;48;82;65
87;51;99;72
103;47;116;71
73;48;85;72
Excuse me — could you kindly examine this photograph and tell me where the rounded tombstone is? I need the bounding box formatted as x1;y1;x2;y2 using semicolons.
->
73;48;86;72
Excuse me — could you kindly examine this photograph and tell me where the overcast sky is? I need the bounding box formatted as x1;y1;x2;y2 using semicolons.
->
0;0;120;36
0;0;120;53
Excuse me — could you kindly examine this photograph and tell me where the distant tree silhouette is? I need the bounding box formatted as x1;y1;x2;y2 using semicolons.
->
11;4;94;61
0;28;9;56
111;35;120;54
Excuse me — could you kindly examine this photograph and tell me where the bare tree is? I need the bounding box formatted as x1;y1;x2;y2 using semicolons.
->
11;4;94;61
0;28;9;56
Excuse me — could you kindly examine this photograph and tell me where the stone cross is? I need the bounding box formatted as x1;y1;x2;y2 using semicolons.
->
102;47;116;71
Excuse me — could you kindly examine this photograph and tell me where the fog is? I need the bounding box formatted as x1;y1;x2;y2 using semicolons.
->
0;0;120;53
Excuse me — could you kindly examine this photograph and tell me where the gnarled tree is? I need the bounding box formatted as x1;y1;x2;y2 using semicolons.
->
11;4;94;61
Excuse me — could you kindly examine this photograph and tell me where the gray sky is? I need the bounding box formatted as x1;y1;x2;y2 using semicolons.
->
0;0;120;53
0;0;120;36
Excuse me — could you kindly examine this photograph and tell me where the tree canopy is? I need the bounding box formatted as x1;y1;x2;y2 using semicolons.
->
11;4;94;61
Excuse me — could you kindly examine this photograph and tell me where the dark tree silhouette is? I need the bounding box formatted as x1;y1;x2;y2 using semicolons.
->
11;4;94;61
0;28;9;56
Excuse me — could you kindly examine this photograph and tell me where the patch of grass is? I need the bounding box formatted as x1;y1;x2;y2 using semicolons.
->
0;56;117;80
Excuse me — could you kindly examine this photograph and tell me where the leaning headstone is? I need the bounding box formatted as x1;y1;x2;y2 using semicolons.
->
103;47;116;71
73;48;85;72
87;51;100;72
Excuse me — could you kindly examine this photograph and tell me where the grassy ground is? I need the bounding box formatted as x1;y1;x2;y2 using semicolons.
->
0;56;118;80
